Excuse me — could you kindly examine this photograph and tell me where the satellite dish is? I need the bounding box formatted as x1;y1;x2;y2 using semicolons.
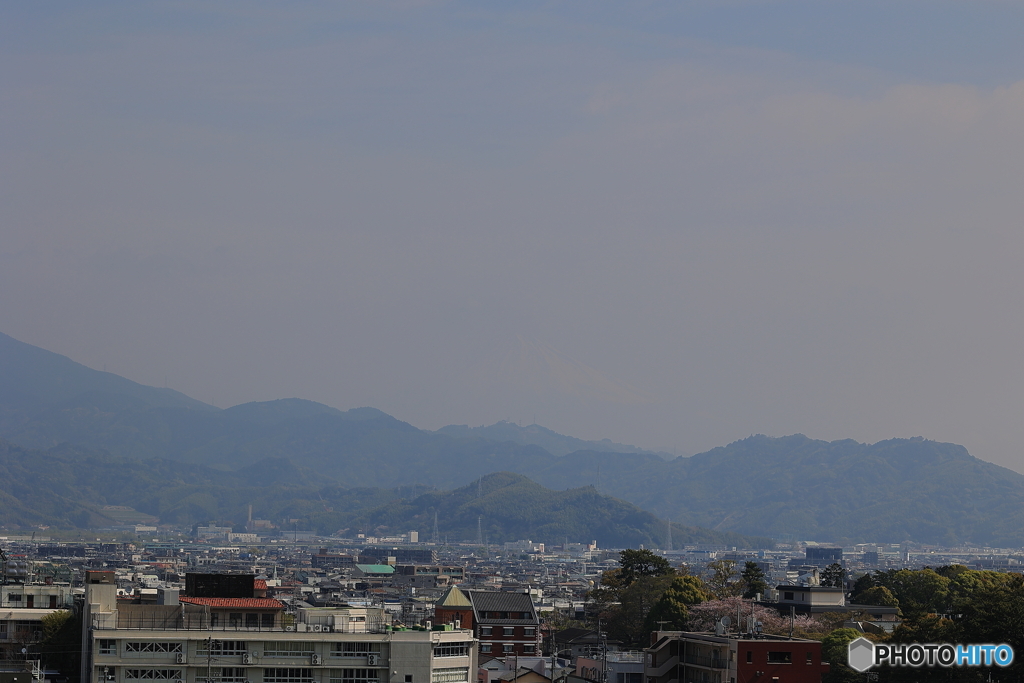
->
721;617;731;628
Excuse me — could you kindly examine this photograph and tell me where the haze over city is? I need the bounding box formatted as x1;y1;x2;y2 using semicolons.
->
4;2;1024;470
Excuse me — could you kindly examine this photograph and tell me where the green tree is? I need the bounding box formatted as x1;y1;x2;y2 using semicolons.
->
820;628;864;683
849;572;875;602
33;608;81;683
740;561;768;599
605;574;676;646
645;575;712;632
705;559;740;598
618;549;674;586
856;585;898;607
40;610;71;642
820;562;845;588
884;568;950;617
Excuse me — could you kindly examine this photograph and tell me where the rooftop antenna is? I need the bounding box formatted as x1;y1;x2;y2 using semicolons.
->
432;511;439;545
477;516;483;546
666;520;672;552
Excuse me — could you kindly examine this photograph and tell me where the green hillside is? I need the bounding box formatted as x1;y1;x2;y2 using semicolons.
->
529;435;1024;546
0;440;769;548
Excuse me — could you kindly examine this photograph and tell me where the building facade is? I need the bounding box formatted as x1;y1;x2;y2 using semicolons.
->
645;631;829;683
82;572;477;683
434;588;539;658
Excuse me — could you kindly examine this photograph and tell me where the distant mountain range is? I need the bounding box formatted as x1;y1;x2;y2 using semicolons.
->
3;330;1024;546
0;440;769;548
436;421;674;458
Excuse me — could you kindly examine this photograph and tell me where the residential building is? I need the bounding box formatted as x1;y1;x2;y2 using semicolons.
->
82;571;477;683
392;567;465;589
645;631;828;683
0;581;74;662
434;588;539;658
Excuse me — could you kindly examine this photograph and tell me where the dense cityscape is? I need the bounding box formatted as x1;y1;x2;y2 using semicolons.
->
3;528;1024;682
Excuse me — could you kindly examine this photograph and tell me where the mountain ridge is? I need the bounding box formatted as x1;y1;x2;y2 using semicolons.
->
4;330;1024;545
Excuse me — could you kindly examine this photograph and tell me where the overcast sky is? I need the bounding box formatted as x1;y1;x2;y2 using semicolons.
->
4;1;1024;469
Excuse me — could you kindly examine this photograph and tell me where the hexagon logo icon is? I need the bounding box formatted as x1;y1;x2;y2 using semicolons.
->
848;637;875;672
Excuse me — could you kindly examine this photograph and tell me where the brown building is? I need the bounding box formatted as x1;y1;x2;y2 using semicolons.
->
435;586;540;657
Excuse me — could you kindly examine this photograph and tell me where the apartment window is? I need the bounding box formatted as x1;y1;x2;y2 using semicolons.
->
330;670;379;683
230;613;243;627
806;652;813;664
332;643;381;657
246;614;259;628
502;628;514;637
480;645;492;654
198;641;247;656
215;668;247;682
125;643;183;654
433;644;469;658
431;668;469;683
783;592;794;601
123;670;183;680
264;642;316;657
502;644;514;654
745;652;752;664
99;640;117;655
767;652;792;664
479;627;492;636
211;613;220;627
263;669;315;683
8;595;20;602
523;628;536;637
263;614;275;628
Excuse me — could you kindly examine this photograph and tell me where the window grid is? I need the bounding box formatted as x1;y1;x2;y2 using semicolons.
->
123;670;183;680
198;642;248;656
125;643;183;654
431;669;468;683
432;644;468;658
331;644;381;657
263;669;315;683
264;642;316;657
330;669;380;683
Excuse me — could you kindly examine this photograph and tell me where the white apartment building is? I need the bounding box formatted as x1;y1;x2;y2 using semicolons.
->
82;572;476;683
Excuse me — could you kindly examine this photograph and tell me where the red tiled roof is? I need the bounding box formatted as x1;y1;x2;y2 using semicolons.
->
179;597;284;609
254;579;268;590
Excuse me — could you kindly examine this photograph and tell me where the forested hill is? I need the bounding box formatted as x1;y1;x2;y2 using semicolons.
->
0;440;770;548
6;330;1024;545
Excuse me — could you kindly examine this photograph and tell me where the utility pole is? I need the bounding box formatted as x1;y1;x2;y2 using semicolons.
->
206;636;213;683
601;621;607;683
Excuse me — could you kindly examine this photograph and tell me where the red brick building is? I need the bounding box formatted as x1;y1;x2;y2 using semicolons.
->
435;586;540;657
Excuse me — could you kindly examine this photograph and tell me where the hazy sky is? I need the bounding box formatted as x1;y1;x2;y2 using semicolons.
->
4;2;1024;469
